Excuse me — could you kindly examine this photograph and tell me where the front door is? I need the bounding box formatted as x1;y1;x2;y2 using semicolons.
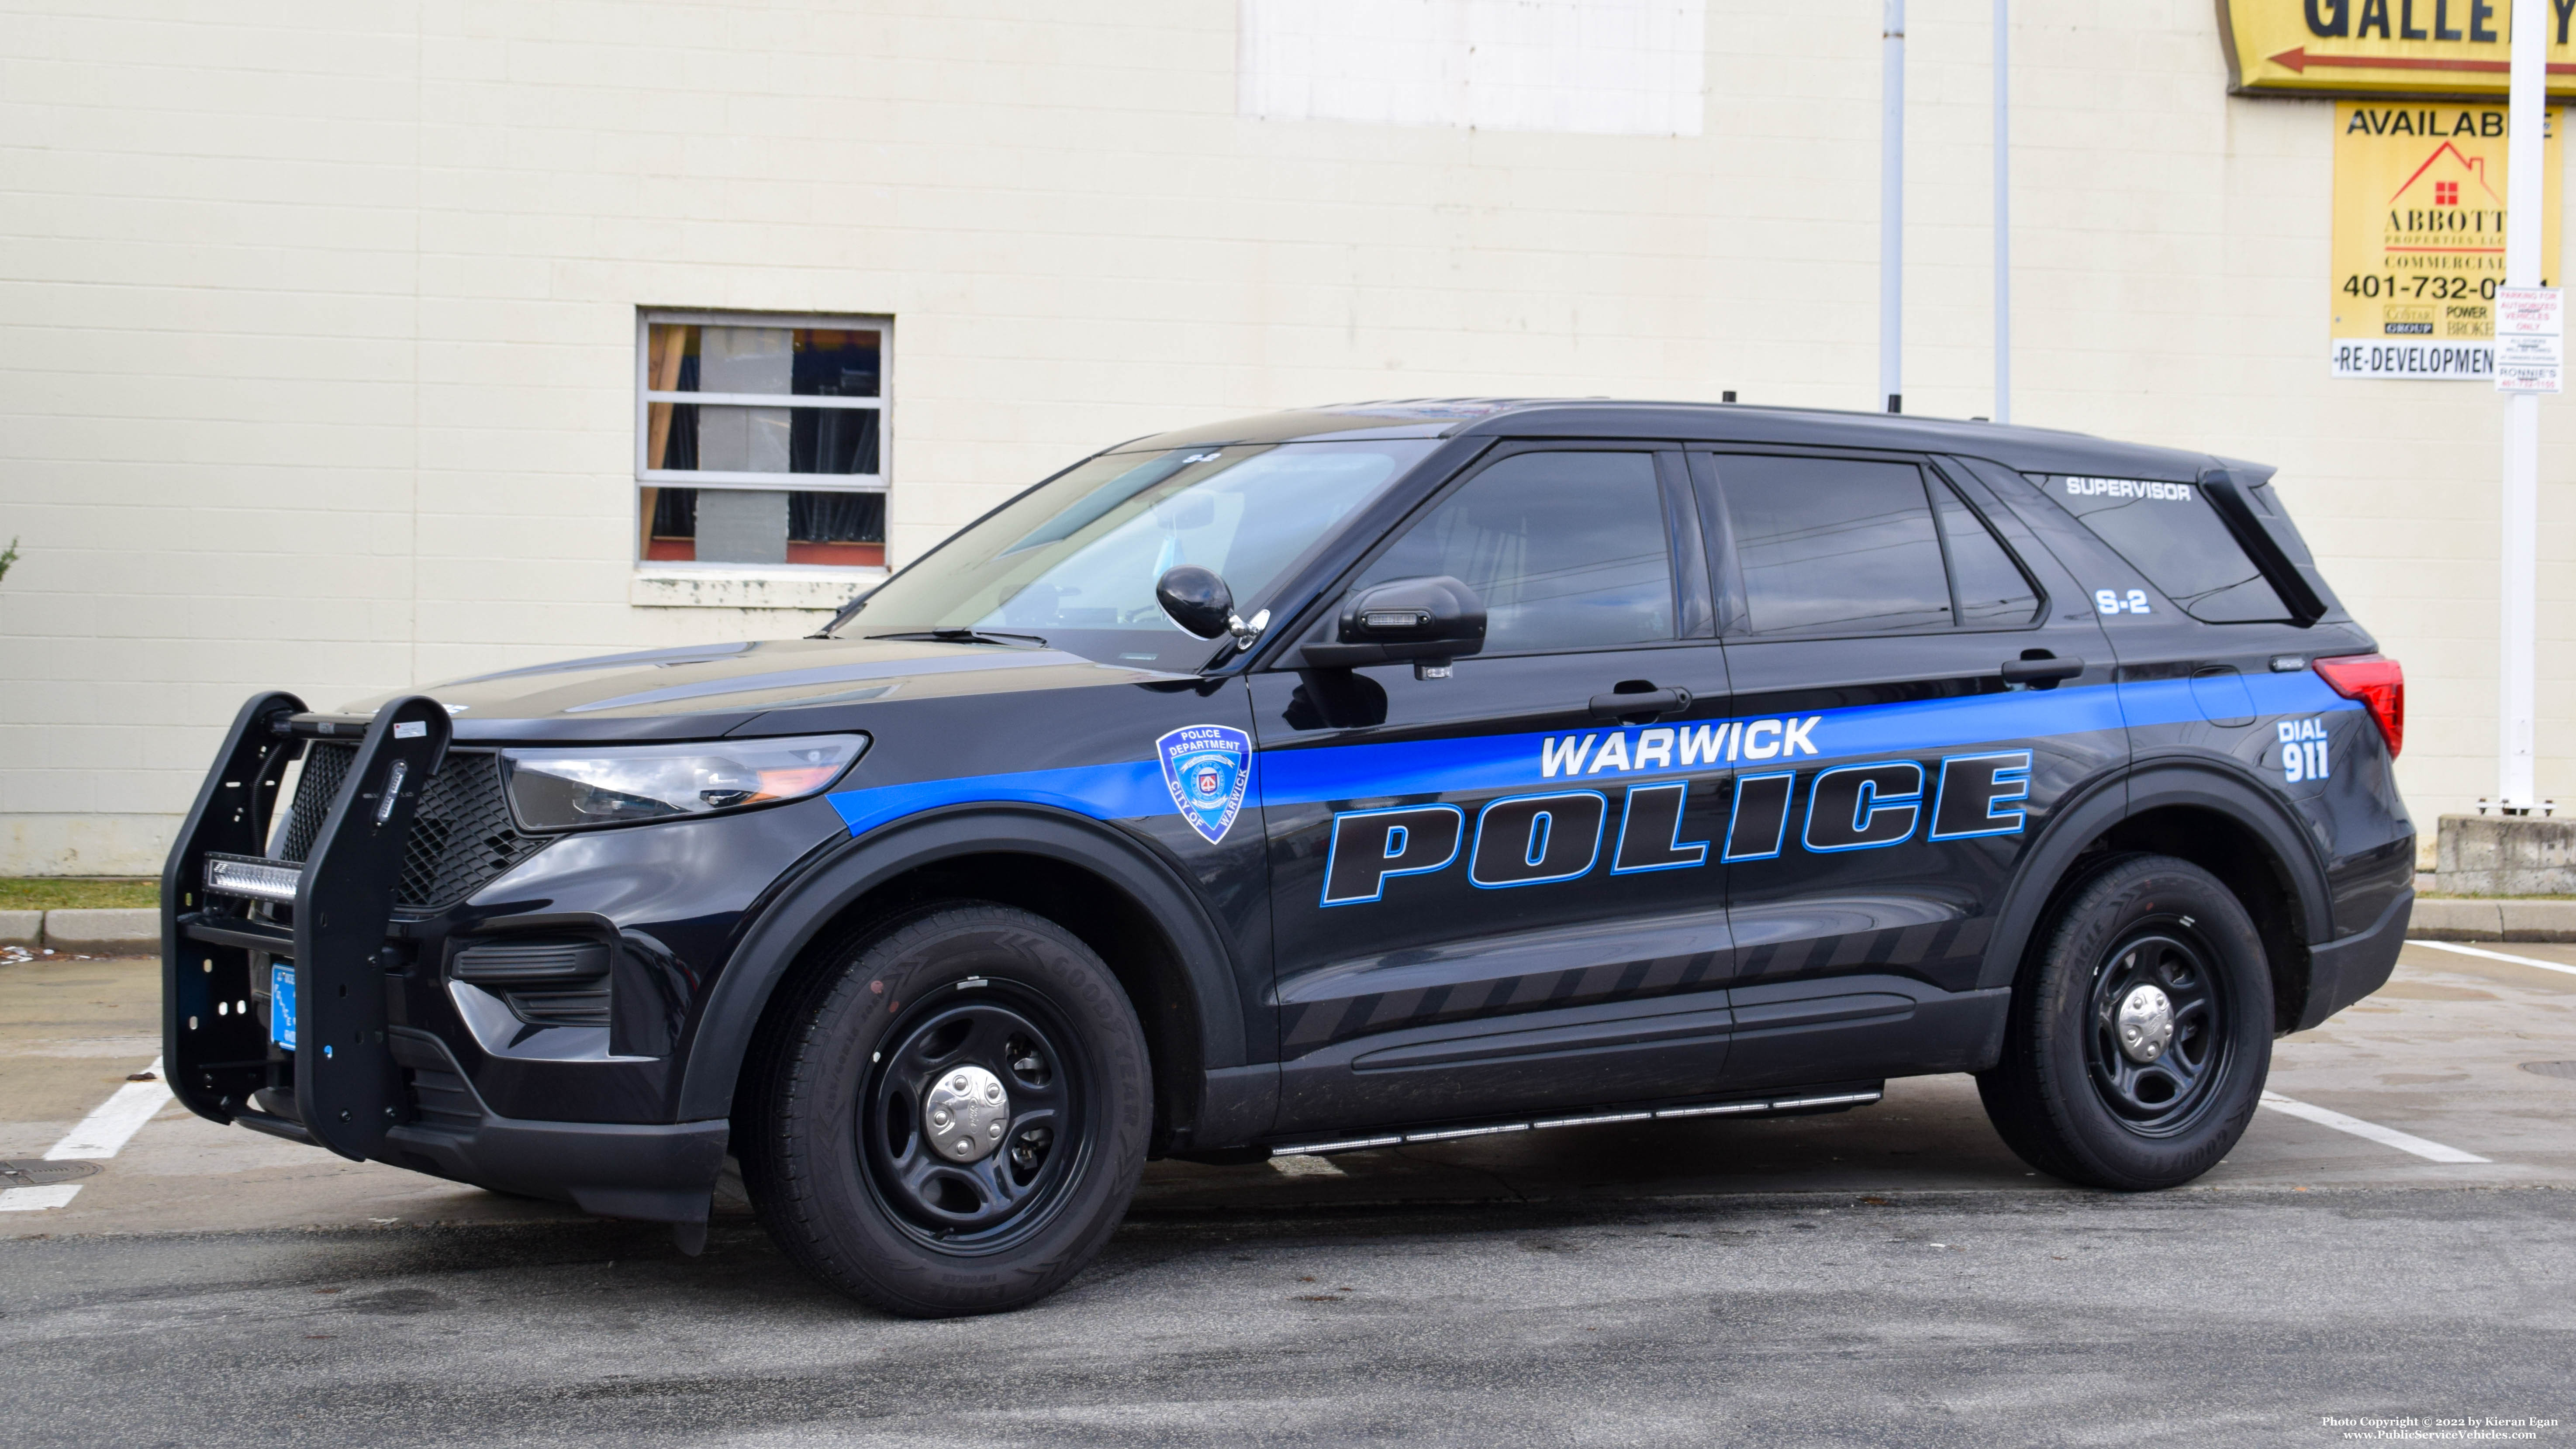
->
1692;448;2125;1090
1250;445;1739;1135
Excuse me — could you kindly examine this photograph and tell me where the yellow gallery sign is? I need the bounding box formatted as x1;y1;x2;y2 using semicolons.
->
2331;100;2561;376
2222;0;2576;97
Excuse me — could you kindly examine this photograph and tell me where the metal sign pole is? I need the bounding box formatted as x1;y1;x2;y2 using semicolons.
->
2500;0;2544;812
1992;0;2010;425
1882;0;1905;414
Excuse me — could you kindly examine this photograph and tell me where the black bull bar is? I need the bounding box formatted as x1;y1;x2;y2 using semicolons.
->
160;693;732;1237
160;691;455;1161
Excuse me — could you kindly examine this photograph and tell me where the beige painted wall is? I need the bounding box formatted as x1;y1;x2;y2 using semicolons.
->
0;0;2566;874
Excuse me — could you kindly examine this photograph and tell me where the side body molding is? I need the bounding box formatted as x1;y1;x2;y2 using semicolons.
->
1975;759;2335;1005
673;804;1254;1126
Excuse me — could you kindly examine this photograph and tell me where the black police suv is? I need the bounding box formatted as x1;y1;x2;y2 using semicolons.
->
162;400;2414;1316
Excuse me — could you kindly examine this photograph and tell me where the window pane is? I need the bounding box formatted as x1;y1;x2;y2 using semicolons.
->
845;440;1434;671
646;324;881;397
637;488;884;567
792;328;880;397
652;406;879;476
2037;475;2290;622
1933;483;2040;626
1358;451;1673;653
788;491;886;567
1714;456;1951;635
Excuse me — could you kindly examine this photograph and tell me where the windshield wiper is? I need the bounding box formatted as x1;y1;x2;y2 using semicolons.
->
865;628;1050;649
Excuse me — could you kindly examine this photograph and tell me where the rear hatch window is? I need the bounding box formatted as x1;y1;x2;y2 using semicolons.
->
2028;475;2291;623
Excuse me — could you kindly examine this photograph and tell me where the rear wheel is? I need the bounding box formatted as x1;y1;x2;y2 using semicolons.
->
1977;854;2273;1190
739;903;1150;1317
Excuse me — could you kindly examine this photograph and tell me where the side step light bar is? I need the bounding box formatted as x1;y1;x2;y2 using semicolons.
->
1268;1088;1885;1157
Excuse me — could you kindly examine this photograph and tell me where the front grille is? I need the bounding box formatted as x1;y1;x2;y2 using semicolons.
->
283;743;551;912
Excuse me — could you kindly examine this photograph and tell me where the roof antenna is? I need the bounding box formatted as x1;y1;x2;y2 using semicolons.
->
1722;391;1737;403
1886;393;1903;414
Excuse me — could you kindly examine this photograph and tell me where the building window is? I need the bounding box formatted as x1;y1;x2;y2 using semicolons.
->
637;311;888;569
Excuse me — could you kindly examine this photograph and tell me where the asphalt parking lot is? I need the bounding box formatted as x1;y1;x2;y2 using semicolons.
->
3;940;2571;1446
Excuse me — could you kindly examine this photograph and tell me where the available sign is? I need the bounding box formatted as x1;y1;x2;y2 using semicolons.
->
2495;285;2564;390
2221;0;2576;98
2330;100;2561;378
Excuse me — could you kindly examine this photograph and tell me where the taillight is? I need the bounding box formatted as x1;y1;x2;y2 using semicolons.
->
2314;654;2403;759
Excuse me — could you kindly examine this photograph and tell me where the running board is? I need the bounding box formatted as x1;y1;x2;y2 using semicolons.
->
1268;1088;1885;1157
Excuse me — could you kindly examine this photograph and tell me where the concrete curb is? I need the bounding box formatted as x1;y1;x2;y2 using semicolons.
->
2406;897;2576;943
0;909;41;949
38;907;160;954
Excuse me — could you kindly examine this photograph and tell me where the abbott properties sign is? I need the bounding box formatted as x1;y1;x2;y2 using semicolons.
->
2223;0;2576;97
2331;100;2562;377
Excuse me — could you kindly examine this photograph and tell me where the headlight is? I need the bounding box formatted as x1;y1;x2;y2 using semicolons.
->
501;734;866;831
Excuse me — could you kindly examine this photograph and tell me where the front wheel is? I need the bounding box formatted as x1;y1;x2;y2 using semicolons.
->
739;903;1150;1317
1977;854;2274;1190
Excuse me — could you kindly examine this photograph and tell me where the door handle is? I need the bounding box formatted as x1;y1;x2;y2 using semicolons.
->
2000;655;2084;687
1590;687;1692;721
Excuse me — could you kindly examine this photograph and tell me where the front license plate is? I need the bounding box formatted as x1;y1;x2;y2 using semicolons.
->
269;960;297;1050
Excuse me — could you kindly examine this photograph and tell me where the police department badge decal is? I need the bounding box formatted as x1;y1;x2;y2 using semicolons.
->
1157;724;1253;845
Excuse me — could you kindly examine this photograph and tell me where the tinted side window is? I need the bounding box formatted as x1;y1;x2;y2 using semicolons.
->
1710;455;1952;634
1934;483;2041;626
2035;475;2290;623
1358;451;1674;653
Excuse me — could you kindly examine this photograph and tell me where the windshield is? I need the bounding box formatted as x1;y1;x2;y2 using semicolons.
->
836;439;1436;669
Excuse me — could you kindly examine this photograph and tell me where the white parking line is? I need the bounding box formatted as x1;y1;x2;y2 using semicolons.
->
45;1057;171;1162
2409;938;2576;980
0;1185;85;1212
7;1056;172;1212
2259;1090;2490;1164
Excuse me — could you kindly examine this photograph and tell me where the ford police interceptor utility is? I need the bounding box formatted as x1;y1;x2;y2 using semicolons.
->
161;400;2414;1317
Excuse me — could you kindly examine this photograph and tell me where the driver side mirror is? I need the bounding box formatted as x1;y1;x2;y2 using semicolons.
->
1299;575;1487;670
1156;566;1269;650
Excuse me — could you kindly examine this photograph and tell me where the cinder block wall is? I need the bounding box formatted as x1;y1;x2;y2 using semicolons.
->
0;0;2567;873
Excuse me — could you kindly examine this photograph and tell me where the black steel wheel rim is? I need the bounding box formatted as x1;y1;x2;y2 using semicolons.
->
2084;926;2233;1137
860;981;1092;1254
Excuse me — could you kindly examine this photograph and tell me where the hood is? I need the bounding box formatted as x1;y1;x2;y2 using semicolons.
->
343;636;1185;743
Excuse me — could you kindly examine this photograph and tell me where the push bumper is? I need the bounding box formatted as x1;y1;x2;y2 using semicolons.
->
161;691;729;1227
2295;887;2412;1032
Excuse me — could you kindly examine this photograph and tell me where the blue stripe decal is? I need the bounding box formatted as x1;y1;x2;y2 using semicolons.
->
2117;671;2352;727
827;760;1173;838
822;676;2362;838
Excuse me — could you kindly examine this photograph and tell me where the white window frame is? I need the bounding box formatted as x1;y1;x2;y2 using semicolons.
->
633;309;893;596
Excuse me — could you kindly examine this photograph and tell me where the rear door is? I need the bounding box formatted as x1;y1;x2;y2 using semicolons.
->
1693;448;2124;1090
1966;461;2344;798
1250;443;1740;1134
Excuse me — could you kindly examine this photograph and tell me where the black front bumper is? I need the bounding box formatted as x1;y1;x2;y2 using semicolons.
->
378;1029;728;1222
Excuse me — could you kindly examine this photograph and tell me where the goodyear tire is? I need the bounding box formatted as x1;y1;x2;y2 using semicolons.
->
739;903;1150;1317
1977;854;2273;1190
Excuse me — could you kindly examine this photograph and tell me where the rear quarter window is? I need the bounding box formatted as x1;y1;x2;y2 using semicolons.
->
2030;475;2291;623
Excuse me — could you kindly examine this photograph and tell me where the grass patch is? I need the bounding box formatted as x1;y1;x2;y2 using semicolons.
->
0;877;159;911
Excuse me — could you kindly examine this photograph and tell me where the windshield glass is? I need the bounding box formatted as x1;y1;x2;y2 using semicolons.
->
837;439;1436;669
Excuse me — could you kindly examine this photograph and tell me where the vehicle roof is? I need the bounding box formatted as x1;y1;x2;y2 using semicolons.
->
1115;399;2263;484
